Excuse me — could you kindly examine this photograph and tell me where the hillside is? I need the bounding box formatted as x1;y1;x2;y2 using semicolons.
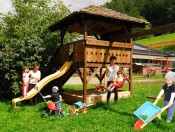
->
134;32;175;45
134;32;175;51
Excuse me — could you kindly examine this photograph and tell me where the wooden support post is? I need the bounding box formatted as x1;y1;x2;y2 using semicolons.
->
83;48;87;103
60;29;66;45
76;67;84;83
100;70;106;83
83;22;88;103
129;38;133;95
100;68;102;85
89;68;101;80
87;67;101;83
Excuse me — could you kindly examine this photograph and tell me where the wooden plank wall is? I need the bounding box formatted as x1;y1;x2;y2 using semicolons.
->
73;41;85;62
86;47;131;63
56;45;69;65
73;39;133;64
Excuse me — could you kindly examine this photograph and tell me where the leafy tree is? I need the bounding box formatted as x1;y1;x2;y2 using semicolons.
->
0;0;74;99
104;0;175;27
105;0;142;18
140;0;167;27
164;0;175;25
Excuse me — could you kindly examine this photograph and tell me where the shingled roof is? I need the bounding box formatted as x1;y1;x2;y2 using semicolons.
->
49;5;149;33
80;5;149;25
133;44;173;57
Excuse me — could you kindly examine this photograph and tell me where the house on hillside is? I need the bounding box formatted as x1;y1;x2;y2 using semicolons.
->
132;44;174;75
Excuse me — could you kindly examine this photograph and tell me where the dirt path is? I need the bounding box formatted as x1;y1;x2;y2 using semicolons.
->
65;76;103;85
65;76;163;85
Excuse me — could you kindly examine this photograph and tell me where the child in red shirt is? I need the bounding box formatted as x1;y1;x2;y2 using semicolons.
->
107;70;127;92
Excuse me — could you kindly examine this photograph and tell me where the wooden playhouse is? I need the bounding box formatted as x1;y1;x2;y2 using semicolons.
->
47;6;148;104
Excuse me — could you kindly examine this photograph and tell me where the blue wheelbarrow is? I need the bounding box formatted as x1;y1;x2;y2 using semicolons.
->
133;101;169;130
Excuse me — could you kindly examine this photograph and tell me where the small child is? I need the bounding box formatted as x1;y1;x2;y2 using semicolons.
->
43;86;63;109
22;67;30;97
154;71;175;123
107;70;127;92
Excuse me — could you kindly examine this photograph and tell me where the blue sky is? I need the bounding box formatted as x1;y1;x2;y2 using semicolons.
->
0;0;111;14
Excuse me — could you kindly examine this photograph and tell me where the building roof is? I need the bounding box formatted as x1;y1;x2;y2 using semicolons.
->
48;5;149;33
81;6;149;24
133;44;173;57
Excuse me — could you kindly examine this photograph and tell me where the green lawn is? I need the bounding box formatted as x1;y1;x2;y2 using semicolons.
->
1;79;174;132
134;32;175;45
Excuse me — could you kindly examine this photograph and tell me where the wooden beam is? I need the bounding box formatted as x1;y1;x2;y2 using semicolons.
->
129;38;133;95
60;29;66;45
87;67;101;83
115;23;175;41
86;40;133;48
83;22;88;103
76;67;83;83
100;69;106;82
93;33;100;40
89;68;101;80
87;63;131;68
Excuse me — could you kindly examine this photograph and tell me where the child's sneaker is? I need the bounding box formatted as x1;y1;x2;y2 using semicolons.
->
109;87;114;92
107;87;111;92
115;101;118;105
106;101;110;105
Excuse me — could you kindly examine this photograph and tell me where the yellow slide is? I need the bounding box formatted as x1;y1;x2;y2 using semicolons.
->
12;61;73;108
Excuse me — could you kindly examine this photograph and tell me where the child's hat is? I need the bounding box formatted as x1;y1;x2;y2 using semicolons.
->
165;71;175;82
52;86;59;91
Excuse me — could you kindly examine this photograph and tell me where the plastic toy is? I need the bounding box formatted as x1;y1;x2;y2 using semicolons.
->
38;91;65;117
94;85;106;92
47;101;64;117
133;101;169;130
41;101;64;117
66;101;92;116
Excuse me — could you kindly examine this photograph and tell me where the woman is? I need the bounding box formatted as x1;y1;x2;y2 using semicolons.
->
29;62;41;104
106;56;119;105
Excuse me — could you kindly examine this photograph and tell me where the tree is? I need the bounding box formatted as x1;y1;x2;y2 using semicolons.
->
0;0;75;99
104;0;143;18
104;0;175;27
140;0;167;27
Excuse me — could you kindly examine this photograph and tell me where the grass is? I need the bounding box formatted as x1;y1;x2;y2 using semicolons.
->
134;32;175;45
1;78;175;132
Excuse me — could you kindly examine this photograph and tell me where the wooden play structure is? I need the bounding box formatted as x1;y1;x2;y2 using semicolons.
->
47;6;175;104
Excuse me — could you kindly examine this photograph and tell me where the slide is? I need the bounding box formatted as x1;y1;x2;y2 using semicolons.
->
12;61;73;108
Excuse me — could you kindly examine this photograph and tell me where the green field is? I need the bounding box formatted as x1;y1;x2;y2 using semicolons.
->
1;78;174;132
134;32;175;45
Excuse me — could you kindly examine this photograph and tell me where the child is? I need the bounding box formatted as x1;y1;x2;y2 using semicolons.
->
43;86;63;109
107;70;127;92
22;66;30;98
154;71;175;123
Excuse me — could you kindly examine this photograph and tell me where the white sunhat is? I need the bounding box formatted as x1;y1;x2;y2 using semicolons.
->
52;86;59;91
165;71;175;82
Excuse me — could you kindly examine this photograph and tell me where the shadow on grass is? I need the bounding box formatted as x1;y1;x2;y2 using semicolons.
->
90;102;135;117
151;116;174;131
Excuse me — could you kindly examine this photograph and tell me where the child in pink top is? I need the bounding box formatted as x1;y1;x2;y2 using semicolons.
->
107;70;127;92
22;67;30;97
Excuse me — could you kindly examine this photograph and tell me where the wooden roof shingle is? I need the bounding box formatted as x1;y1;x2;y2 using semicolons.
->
80;5;149;25
49;5;149;33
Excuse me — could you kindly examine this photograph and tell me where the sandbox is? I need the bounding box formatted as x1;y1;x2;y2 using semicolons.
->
62;88;131;104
